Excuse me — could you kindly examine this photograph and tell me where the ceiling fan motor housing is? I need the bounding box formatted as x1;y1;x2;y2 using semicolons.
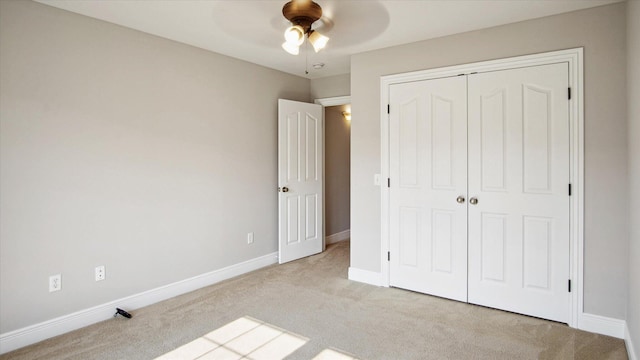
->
282;0;322;34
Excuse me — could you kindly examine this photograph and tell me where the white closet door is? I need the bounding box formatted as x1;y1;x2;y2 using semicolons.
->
467;63;570;323
389;77;468;302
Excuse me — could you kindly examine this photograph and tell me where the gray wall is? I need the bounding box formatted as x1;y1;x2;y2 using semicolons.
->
0;0;310;333
325;105;351;236
311;74;350;100
626;0;640;356
350;3;628;319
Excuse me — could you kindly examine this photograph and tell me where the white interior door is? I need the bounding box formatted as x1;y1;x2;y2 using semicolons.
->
278;99;324;264
467;63;570;323
388;77;468;302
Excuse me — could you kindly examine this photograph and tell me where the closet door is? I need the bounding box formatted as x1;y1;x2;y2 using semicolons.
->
388;76;468;302
467;63;570;323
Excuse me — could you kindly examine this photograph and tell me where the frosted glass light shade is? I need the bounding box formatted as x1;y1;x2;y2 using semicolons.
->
308;30;329;52
284;25;305;46
282;41;300;55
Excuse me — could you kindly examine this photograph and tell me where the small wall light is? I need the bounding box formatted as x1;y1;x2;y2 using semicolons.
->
342;111;351;121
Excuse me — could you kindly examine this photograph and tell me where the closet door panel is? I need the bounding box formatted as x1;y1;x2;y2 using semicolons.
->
467;63;570;323
389;77;468;302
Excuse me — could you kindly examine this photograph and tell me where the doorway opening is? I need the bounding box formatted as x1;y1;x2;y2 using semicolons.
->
316;96;351;249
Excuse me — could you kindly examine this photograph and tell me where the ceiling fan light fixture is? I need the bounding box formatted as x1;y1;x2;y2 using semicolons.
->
307;30;329;52
281;0;329;56
284;25;305;46
282;41;300;55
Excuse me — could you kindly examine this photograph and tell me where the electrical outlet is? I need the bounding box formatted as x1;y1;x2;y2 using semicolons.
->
49;274;61;292
247;232;254;244
95;265;105;281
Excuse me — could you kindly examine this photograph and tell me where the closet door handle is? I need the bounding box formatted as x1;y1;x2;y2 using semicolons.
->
469;197;478;205
456;196;465;204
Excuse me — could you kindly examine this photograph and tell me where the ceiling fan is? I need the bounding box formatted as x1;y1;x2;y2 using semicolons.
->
281;0;329;55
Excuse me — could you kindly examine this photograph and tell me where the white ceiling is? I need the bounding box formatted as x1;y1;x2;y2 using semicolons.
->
36;0;621;79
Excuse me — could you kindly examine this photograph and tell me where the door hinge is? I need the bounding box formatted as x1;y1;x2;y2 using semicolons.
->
568;87;572;100
568;279;572;292
568;183;572;196
387;251;390;261
387;178;391;188
387;104;390;114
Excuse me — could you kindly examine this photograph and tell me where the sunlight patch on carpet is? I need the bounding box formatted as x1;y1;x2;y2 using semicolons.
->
312;348;359;360
155;316;307;360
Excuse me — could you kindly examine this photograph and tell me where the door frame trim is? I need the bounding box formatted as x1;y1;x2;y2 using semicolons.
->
379;48;584;328
315;96;351;107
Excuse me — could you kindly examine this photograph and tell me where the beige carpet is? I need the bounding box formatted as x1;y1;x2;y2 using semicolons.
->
0;241;628;359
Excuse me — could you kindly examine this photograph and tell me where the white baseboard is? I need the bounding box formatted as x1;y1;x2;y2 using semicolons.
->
0;252;278;355
348;267;382;286
578;313;626;339
325;229;350;245
627;322;638;360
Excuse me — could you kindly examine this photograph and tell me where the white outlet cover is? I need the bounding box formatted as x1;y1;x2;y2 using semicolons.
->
374;174;381;186
49;274;61;292
95;266;106;281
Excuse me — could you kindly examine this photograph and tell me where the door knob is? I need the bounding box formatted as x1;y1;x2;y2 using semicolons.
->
281;187;289;193
456;196;465;204
469;197;478;205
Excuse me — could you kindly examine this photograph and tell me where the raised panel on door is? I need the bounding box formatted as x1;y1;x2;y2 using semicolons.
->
467;63;570;323
278;99;323;264
480;212;507;283
389;76;467;302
